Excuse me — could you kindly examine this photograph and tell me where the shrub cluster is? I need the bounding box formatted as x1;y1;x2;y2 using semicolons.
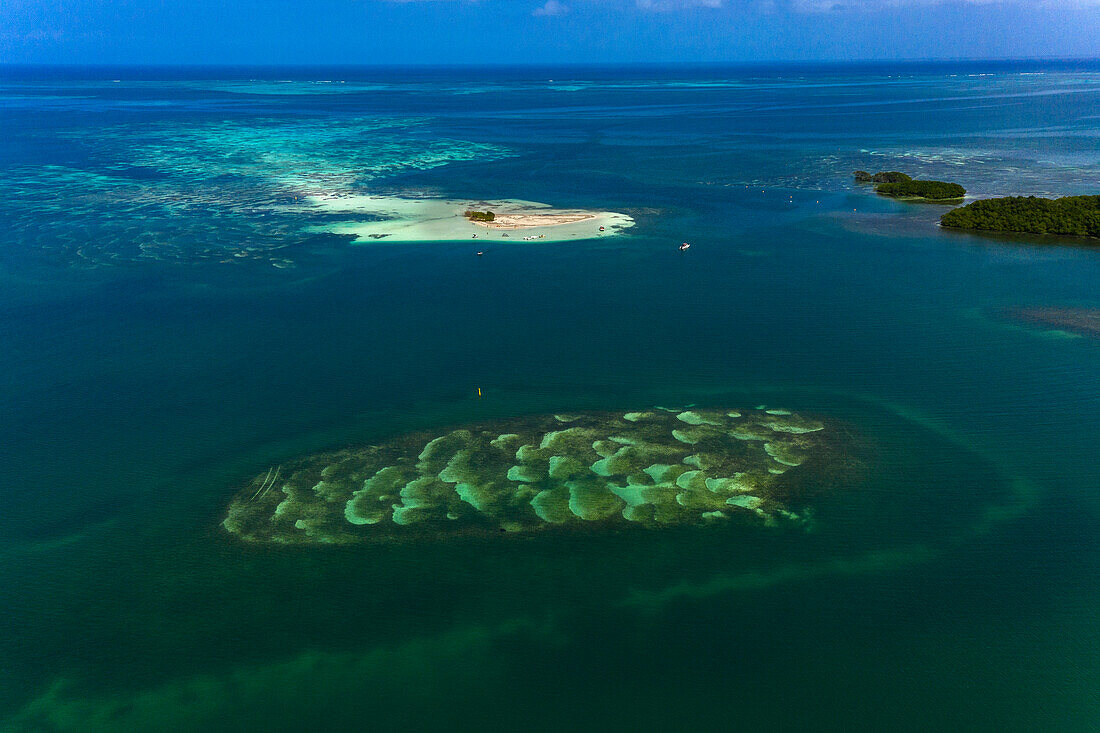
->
854;170;912;184
940;195;1100;237
871;171;912;184
876;180;966;200
464;210;496;222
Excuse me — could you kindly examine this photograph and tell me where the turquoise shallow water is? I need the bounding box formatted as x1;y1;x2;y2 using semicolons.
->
2;62;1100;730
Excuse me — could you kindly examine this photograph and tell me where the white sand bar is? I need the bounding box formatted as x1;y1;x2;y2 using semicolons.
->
306;195;634;243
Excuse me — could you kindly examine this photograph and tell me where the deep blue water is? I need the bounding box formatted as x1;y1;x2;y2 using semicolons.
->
2;61;1100;731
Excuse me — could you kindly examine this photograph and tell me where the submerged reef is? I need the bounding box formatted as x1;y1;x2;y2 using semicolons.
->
0;117;514;268
1004;307;1100;338
224;407;861;544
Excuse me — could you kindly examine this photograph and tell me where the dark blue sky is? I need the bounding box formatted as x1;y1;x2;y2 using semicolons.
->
1;0;1098;65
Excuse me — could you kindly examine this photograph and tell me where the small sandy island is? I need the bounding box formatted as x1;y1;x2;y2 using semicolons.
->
469;211;597;230
304;194;633;243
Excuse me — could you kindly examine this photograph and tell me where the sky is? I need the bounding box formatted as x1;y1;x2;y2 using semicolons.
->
0;0;1098;65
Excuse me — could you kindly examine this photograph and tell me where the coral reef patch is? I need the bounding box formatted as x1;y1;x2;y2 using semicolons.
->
223;407;860;544
1003;307;1100;338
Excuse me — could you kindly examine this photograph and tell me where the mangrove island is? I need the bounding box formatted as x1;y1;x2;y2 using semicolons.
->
854;170;966;201
940;195;1100;237
854;170;911;184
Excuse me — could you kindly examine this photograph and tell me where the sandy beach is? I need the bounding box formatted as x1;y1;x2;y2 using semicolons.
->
469;211;597;229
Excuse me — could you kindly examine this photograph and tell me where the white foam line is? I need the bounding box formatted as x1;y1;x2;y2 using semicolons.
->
257;466;281;502
247;467;274;503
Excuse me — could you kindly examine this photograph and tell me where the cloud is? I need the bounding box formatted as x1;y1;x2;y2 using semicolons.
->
635;0;723;10
627;0;1100;10
380;0;1099;8
379;0;1100;12
787;0;1100;9
533;0;570;14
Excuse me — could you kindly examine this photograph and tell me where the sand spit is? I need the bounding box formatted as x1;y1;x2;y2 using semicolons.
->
306;195;634;243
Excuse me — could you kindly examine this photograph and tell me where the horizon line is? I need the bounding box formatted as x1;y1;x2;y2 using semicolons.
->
2;56;1099;70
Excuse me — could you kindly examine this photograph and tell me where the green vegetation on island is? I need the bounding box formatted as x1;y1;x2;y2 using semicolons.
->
876;180;966;201
464;209;495;222
853;170;912;184
940;195;1100;237
853;170;964;201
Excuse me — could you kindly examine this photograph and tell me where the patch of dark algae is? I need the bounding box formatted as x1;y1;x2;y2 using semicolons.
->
223;407;866;544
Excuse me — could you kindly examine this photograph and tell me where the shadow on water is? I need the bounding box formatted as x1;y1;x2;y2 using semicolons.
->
938;224;1100;251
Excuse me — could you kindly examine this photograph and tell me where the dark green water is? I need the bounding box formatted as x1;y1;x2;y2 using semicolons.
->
2;62;1100;730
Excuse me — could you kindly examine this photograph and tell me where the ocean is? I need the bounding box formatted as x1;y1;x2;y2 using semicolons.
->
1;61;1099;730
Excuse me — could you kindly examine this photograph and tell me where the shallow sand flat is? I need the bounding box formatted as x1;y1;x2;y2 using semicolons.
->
306;194;634;243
